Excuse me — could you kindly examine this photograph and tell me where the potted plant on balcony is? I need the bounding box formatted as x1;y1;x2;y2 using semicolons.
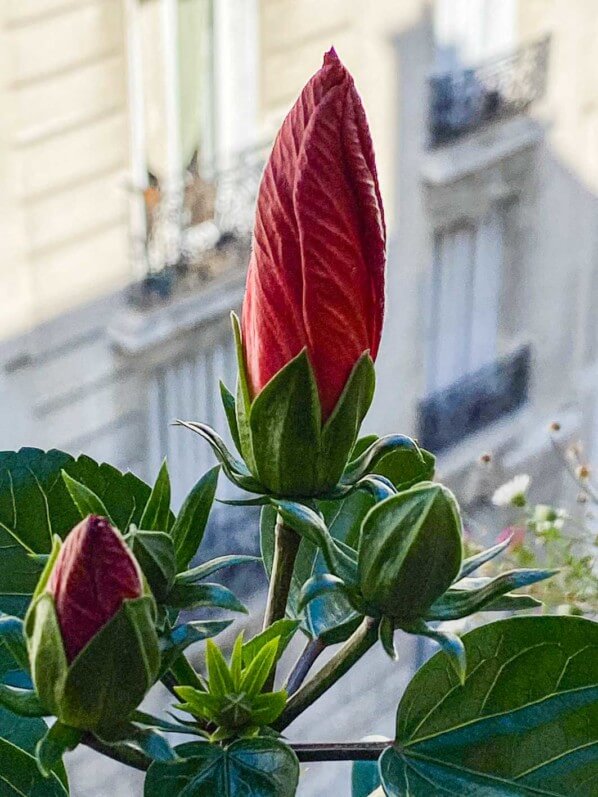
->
0;50;595;797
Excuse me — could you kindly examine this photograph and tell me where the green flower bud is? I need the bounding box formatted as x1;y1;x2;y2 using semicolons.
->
358;483;463;622
25;516;160;734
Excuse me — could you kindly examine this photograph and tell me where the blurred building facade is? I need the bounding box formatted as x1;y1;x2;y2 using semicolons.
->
1;0;598;506
1;2;598;795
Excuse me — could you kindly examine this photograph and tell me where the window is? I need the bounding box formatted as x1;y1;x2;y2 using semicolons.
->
433;0;517;71
419;206;530;451
426;209;503;394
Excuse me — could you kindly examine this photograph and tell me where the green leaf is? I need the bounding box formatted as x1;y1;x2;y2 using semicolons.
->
0;448;154;615
240;639;279;697
206;639;235;697
427;568;556;621
0;735;68;795
61;471;110;520
144;737;300;797
127;529;177;602
381;616;598;796
249;349;321;496
250;691;287;725
241;619;300;668
352;738;385;797
165;582;247;613
358;483;463;621
318;353;375;487
36;721;82;777
140;461;173;532
169;466;220;571
230;633;244;690
220;381;242;454
176;554;259;585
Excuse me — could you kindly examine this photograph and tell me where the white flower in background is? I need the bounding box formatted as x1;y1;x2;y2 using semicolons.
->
492;474;531;508
533;504;567;530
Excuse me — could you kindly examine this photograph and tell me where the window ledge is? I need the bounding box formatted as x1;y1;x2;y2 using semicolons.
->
421;116;544;186
107;271;246;356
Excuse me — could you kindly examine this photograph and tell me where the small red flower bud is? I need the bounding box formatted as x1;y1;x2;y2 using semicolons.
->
47;516;142;662
242;48;386;420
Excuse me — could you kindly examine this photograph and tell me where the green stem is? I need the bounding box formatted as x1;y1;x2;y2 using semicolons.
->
263;516;301;631
274;617;379;731
83;734;151;772
262;516;301;691
284;636;326;696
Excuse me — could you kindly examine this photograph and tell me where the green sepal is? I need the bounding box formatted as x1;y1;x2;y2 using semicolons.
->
220;381;243;454
298;573;352;613
174;421;263;493
139;460;172;532
249;349;322;496
25;593;69;716
58;597;160;733
0;683;48;716
273;499;358;585
375;446;436;491
232;311;257;472
358;483;463;621
31;535;62;602
36;721;82;777
458;536;512;579
379;616;398;661
341;434;423;487
427;569;556;621
61;472;110;520
126;527;177;602
0;613;30;676
406;619;467;684
318;353;376;487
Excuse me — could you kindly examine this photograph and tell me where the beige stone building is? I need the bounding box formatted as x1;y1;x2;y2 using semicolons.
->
1;1;597;795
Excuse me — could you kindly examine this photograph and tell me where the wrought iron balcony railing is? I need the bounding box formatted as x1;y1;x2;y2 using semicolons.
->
417;345;531;453
428;37;550;147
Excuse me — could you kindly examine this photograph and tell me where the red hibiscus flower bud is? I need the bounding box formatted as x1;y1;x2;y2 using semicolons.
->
242;48;386;420
47;515;142;662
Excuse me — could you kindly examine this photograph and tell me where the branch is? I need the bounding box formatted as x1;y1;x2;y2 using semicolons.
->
290;740;391;761
274;617;379;731
284;636;326;696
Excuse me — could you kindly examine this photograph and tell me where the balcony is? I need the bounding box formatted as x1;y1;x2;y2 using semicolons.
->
127;142;269;309
417;345;531;453
428;37;550;148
